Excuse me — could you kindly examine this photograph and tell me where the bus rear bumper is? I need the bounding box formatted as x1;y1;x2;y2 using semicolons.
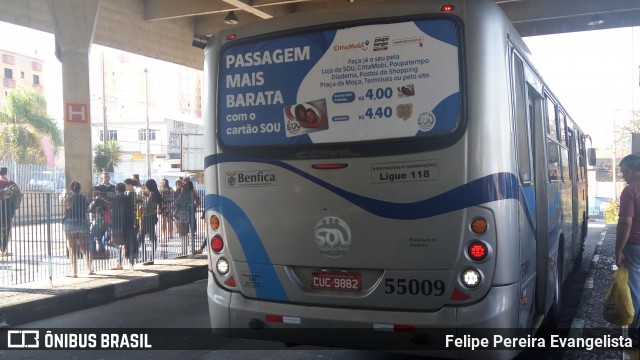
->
208;278;520;359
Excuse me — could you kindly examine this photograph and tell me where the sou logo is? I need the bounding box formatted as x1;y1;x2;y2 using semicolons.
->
314;216;351;258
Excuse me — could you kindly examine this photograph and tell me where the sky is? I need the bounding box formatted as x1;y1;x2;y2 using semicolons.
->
524;26;640;152
0;21;638;152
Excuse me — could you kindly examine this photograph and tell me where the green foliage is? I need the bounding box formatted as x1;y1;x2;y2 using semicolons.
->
605;200;619;224
93;140;122;172
0;87;63;164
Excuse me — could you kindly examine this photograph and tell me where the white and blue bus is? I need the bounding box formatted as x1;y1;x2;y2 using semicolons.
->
199;0;594;357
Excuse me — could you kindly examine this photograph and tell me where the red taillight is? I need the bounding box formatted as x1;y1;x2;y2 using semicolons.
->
312;163;349;170
441;5;455;12
468;241;488;261
211;235;224;252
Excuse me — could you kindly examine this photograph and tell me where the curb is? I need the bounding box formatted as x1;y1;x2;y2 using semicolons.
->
1;260;208;326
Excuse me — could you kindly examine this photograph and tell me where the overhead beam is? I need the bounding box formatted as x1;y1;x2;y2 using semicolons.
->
145;0;234;21
499;0;640;24
220;0;272;19
194;4;294;36
145;0;303;21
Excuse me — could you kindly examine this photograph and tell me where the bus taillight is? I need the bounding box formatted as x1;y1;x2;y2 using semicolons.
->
216;258;230;275
470;218;487;235
461;269;481;288
211;235;224;253
210;215;220;230
467;241;488;261
441;5;454;12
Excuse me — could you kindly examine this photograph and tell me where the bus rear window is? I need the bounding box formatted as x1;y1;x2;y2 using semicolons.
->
218;19;461;148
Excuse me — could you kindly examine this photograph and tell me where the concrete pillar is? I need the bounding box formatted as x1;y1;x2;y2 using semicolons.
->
49;0;100;193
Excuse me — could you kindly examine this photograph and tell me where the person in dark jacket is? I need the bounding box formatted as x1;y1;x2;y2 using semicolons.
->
137;179;161;265
109;182;136;269
0;167;21;257
88;187;109;258
175;179;199;255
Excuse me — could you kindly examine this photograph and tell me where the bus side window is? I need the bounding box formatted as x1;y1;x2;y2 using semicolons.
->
513;56;532;184
545;96;561;182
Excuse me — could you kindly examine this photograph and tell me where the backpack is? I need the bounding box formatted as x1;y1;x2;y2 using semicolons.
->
104;207;111;225
93;203;110;227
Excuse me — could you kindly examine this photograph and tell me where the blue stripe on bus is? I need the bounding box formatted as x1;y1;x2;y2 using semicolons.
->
204;154;535;231
211;195;288;301
522;186;536;225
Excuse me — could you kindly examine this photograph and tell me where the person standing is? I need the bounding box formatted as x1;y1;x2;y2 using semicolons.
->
173;179;184;236
158;178;175;244
63;181;93;277
175;179;200;255
95;172;116;193
137;179;162;265
123;178;140;262
616;154;640;344
109;183;135;270
95;172;115;246
87;187;110;258
0;167;21;256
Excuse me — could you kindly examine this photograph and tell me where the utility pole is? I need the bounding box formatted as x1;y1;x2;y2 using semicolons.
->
102;53;107;146
613;109;620;201
144;68;151;180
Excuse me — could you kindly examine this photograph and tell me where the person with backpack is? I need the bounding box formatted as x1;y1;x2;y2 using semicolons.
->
88;187;110;259
63;181;93;277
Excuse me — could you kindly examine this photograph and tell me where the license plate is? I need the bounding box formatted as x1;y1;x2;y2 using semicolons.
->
311;271;361;291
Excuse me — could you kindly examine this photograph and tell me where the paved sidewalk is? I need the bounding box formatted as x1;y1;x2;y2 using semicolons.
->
553;222;637;359
0;256;208;326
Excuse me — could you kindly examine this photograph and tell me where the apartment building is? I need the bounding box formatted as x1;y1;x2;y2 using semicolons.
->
1;49;44;109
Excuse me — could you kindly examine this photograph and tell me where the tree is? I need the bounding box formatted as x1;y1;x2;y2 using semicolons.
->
0;87;63;164
93;140;122;172
622;110;640;135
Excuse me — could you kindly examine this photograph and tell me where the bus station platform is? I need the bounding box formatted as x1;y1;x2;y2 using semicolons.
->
0;221;636;359
0;256;208;326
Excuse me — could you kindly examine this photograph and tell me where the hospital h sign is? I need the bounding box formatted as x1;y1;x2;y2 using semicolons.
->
65;102;90;124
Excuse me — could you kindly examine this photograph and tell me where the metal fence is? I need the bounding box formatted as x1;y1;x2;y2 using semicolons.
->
0;161;65;192
0;190;208;287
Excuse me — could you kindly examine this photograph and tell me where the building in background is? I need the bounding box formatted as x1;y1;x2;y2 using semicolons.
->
0;49;59;168
0;49;44;109
88;48;203;182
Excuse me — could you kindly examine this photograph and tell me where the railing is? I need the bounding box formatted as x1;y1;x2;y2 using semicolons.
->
0;191;208;287
588;206;604;219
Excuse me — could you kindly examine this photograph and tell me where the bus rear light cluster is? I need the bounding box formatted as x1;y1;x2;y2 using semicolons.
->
461;269;481;288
